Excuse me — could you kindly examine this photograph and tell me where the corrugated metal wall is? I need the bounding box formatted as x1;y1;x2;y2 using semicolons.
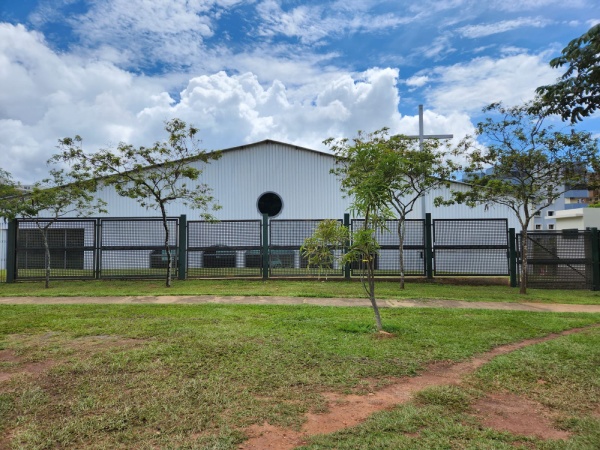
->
60;141;522;230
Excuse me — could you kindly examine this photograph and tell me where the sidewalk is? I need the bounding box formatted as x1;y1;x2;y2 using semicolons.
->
1;295;600;313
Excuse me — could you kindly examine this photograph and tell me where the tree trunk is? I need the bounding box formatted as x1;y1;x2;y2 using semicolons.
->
160;204;172;288
398;219;406;290
367;257;383;331
520;228;528;294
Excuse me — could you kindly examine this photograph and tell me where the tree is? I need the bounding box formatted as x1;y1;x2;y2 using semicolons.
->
300;219;348;280
327;129;457;289
536;24;600;123
54;119;220;287
0;168;106;288
446;102;599;294
326;131;396;332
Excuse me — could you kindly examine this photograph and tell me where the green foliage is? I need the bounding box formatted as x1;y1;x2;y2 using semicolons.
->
300;219;349;280
536;24;600;123
445;102;599;293
327;128;457;226
54;118;221;287
327;128;458;289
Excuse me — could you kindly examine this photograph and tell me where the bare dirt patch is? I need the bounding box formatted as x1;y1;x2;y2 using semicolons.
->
0;335;145;387
241;326;595;450
472;392;570;440
0;349;56;384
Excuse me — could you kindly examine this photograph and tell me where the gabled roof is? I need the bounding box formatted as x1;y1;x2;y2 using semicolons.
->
213;139;334;158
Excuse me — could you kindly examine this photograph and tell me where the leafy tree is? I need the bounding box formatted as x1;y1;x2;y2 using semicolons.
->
446;102;599;294
54;119;220;287
536;24;600;123
327;129;457;289
0;168;106;288
300;219;348;280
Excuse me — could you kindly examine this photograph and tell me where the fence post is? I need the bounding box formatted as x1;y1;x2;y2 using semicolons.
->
343;213;351;280
6;219;16;283
94;219;101;280
178;215;187;281
262;213;269;280
509;228;517;288
425;213;433;279
591;228;600;291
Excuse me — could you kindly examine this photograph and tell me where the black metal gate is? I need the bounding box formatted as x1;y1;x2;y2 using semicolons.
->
98;218;179;279
186;220;263;278
350;219;426;277
433;219;509;276
14;219;97;280
269;219;345;277
517;230;593;289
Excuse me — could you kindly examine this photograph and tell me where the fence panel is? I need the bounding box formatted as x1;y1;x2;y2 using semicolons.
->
187;220;262;278
433;219;509;276
350;219;426;276
14;219;97;280
99;218;178;279
518;230;593;289
269;219;345;278
0;222;7;283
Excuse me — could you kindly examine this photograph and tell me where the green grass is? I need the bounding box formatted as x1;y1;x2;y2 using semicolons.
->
2;278;600;305
301;326;600;449
0;304;599;449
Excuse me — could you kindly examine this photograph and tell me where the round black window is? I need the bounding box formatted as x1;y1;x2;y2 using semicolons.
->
257;192;283;217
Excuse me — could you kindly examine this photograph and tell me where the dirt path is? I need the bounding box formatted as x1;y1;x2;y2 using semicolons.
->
1;295;600;313
241;326;597;449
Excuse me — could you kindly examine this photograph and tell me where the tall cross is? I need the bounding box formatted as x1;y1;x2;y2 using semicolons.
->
404;105;453;219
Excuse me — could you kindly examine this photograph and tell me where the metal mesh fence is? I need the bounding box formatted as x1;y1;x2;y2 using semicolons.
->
350;219;426;276
518;231;593;289
99;218;178;279
187;220;262;278
0;222;7;283
15;219;96;280
433;219;509;276
269;220;345;277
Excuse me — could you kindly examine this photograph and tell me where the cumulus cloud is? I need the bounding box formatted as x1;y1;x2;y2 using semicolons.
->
0;24;409;183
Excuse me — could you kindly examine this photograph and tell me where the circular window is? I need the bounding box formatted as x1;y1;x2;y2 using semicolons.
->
257;192;283;217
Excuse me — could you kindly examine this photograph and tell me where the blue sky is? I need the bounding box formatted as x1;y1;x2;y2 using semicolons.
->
1;0;599;183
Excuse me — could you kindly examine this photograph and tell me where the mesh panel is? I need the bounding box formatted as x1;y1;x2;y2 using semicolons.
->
519;231;592;289
187;220;262;278
99;218;178;278
350;219;426;276
15;220;96;280
433;219;509;275
270;220;345;277
0;223;6;283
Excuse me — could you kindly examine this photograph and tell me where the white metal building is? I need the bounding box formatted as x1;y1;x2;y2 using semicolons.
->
91;139;521;228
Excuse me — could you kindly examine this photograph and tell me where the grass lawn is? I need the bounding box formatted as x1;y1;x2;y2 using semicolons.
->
2;278;600;305
0;304;599;449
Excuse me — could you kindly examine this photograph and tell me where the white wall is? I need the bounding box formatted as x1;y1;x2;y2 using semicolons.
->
555;208;600;230
86;140;521;229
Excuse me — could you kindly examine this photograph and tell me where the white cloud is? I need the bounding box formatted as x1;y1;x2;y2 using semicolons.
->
405;76;430;88
0;24;412;183
490;0;586;12
420;53;559;113
138;68;404;150
458;17;551;38
255;0;413;44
